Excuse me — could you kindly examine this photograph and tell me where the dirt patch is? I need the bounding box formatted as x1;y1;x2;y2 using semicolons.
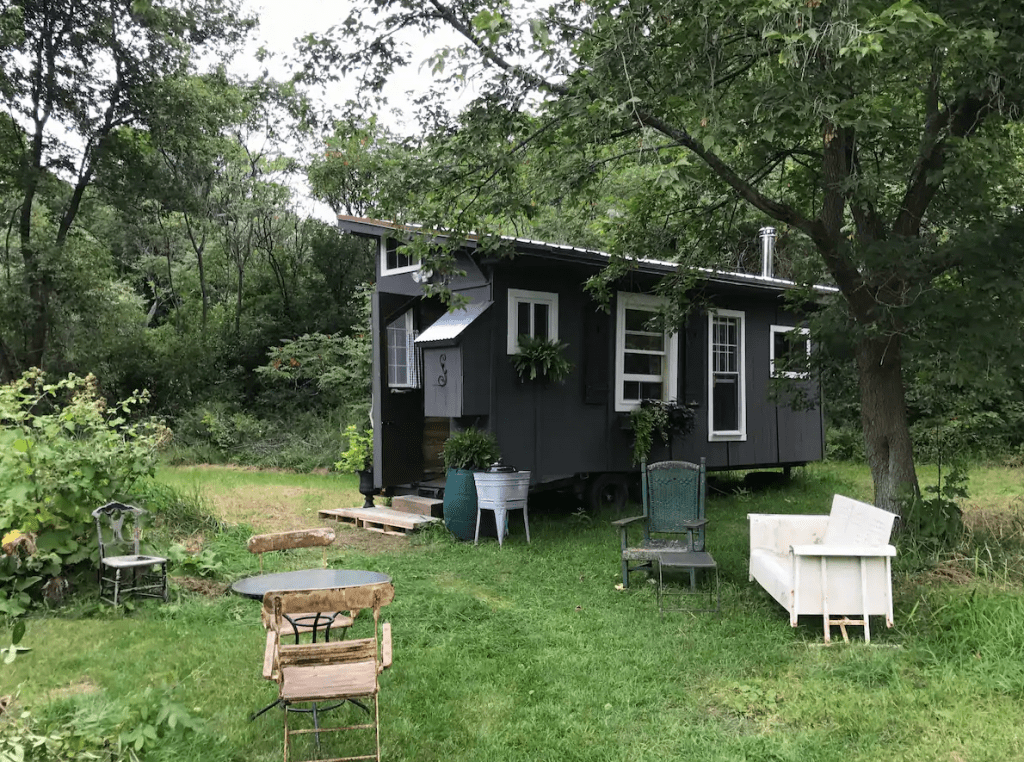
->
201;481;418;556
44;677;101;701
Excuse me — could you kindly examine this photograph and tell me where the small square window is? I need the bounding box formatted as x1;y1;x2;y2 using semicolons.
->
770;325;810;379
381;237;422;275
507;289;559;354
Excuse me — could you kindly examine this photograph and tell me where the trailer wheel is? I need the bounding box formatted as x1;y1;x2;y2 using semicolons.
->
587;473;629;514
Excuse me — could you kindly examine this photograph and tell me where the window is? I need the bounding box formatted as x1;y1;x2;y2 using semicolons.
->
708;310;746;441
507;289;559;354
381;237;421;275
614;292;678;412
386;310;421;389
770;325;810;379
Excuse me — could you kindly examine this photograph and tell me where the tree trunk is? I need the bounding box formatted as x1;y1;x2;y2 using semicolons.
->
855;334;919;515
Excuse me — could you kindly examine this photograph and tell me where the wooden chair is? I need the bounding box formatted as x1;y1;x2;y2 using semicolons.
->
91;502;168;606
265;583;395;762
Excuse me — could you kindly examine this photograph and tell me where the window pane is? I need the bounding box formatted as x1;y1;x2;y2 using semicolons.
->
713;377;738;431
639;382;663;400
517;302;531;338
774;331;808;374
622;380;641;401
625;333;664;352
534;303;549;341
624;353;663;375
624;308;653;332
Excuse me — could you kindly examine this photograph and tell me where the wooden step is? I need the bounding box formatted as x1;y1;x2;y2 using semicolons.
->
390;495;443;518
319;507;440;537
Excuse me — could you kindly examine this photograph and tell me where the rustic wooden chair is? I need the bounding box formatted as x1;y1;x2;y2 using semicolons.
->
247;529;353;642
265;582;395;762
612;458;718;614
91;502;168;606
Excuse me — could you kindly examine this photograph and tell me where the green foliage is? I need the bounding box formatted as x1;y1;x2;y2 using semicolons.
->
0;370;169;612
442;428;501;471
166;544;224;578
335;424;374;473
628;399;696;465
2;618;27;665
0;685;202;762
901;464;968;554
510;335;573;382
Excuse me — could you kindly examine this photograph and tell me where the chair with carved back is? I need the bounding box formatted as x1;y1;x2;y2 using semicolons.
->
265;582;395;762
91;502;168;606
248;529;354;643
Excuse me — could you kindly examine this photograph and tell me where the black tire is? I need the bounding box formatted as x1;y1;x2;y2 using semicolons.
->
587;473;630;514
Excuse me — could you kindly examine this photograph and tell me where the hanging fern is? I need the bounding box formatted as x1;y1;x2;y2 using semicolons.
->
629;400;697;464
511;336;573;382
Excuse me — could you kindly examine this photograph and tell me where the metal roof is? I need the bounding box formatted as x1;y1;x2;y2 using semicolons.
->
414;300;492;344
337;215;838;295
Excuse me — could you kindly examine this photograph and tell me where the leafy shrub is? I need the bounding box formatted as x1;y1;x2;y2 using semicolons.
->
825;423;865;461
0;370;169;612
335;424;373;473
442;428;500;471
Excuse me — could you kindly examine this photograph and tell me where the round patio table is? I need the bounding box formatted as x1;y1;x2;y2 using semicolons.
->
231;568;391;600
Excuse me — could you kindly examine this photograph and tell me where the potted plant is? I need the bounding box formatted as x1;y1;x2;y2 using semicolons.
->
510;336;573;383
629;400;697;465
336;425;375;508
441;428;501;540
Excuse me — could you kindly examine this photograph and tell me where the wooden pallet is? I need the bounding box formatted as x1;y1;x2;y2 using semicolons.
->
318;507;440;537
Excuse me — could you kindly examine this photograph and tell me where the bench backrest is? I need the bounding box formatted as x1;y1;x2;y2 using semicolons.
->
823;495;896;547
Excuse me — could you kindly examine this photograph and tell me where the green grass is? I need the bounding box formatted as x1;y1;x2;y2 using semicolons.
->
4;462;1024;761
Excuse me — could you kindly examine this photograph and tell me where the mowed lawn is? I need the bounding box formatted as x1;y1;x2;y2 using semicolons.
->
4;462;1024;761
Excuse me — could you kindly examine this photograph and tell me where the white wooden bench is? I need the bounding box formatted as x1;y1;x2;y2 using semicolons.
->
748;495;897;643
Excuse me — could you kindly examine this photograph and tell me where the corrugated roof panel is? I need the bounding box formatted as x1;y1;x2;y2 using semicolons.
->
415;301;492;344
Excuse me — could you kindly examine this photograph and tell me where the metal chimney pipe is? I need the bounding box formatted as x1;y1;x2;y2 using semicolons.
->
759;226;776;278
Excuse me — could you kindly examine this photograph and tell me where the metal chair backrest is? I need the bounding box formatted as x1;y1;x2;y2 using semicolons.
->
641;459;707;548
91;501;145;560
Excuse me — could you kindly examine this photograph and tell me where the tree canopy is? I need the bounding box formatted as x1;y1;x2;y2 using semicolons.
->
309;0;1024;514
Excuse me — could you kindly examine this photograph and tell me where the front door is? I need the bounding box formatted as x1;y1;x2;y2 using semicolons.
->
373;292;425;489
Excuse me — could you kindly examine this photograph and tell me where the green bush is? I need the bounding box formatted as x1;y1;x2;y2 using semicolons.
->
0;370;169;613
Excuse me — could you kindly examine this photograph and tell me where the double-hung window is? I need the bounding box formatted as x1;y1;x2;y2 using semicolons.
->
614;292;678;412
708;310;746;440
381;237;421;276
770;325;810;379
386;309;421;389
507;289;559;354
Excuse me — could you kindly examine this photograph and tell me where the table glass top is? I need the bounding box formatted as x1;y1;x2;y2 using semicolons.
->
231;568;391;600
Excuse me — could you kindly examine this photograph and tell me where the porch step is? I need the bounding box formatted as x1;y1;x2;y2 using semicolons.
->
390;494;444;518
318;507;440;537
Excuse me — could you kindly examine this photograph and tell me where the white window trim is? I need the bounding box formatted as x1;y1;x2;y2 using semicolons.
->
387;310;421;390
380;236;422;276
506;288;559;355
708;309;747;442
614;292;679;413
770;325;811;379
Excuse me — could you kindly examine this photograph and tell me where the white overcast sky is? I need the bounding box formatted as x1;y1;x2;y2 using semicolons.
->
237;0;473;220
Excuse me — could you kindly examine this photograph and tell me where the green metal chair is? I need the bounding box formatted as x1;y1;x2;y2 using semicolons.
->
613;458;718;614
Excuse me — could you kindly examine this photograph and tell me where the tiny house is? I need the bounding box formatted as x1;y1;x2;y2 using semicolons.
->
338;216;825;510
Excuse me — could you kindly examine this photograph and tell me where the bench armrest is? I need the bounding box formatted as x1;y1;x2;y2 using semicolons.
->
611;515;645;528
791;544;897;558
